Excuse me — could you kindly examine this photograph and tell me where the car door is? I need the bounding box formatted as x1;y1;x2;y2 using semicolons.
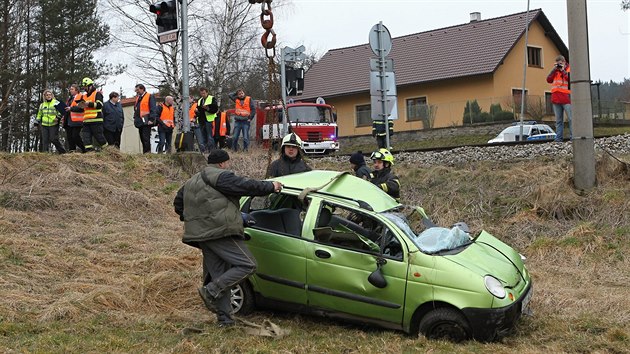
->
305;201;408;325
242;194;308;305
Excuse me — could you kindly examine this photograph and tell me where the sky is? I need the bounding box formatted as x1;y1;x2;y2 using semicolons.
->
102;0;630;96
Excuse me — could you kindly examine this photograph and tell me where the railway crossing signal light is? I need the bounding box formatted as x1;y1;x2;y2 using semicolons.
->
149;0;178;36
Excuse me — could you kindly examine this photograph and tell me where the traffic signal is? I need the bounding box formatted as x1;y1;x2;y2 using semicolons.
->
149;0;178;35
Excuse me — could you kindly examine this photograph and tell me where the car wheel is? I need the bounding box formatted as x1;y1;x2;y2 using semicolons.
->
418;308;471;342
230;281;255;315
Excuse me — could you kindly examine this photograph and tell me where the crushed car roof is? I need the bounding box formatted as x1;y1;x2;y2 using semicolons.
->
269;170;400;212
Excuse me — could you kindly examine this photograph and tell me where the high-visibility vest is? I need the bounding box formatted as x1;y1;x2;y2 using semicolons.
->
83;90;103;122
189;102;197;123
136;93;151;118
198;95;216;122
160;103;175;128
70;94;85;123
212;112;228;136
551;65;571;94
234;96;251;117
37;100;60;126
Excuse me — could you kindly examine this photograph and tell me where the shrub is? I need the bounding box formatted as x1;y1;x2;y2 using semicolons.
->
494;111;515;122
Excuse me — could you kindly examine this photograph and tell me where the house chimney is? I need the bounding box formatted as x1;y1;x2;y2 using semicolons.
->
470;12;481;22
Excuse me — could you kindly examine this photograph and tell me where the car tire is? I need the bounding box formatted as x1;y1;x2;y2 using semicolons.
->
418;308;471;342
230;281;255;316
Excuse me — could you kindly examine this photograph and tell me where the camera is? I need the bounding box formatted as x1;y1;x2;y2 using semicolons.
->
555;63;564;69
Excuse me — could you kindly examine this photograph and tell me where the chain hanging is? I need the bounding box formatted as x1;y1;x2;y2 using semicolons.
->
251;0;283;174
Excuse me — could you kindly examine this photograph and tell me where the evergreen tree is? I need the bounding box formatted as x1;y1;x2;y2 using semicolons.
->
37;0;116;92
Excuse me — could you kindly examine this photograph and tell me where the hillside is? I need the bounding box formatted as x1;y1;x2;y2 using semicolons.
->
1;149;629;353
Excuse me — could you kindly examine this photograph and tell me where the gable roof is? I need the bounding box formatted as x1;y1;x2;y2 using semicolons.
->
298;9;568;100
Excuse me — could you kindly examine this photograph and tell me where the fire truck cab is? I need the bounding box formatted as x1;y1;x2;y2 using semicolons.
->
255;100;339;154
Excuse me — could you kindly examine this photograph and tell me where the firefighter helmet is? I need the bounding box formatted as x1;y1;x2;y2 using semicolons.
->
370;148;394;166
281;133;303;149
81;77;94;87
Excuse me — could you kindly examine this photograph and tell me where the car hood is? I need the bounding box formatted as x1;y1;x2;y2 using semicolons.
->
443;231;525;287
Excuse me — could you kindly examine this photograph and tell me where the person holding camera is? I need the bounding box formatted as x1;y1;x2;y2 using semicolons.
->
546;55;571;142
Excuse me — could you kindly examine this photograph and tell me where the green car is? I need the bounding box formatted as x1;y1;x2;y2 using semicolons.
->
232;171;532;342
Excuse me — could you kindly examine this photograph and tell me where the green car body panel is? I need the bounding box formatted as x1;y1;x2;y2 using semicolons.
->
239;171;532;341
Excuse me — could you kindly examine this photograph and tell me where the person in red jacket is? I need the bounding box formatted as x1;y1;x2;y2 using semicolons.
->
546;55;571;142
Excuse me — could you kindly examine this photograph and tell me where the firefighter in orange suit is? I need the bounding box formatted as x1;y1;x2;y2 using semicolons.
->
133;84;157;154
80;77;107;152
157;95;175;153
211;110;231;149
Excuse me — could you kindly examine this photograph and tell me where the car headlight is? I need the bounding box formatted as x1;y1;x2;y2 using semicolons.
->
520;253;527;263
484;275;506;299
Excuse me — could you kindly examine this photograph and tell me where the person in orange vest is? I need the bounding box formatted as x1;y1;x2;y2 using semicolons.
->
228;88;255;152
63;84;85;153
102;91;124;149
157;95;175;153
133;84;157;154
546;55;572;142
79;77;107;152
211;109;231;149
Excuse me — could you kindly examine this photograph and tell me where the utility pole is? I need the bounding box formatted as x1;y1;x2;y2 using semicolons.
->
180;0;190;133
567;0;596;190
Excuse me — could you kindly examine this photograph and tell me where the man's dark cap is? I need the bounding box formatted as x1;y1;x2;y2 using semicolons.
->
349;151;365;165
207;150;230;164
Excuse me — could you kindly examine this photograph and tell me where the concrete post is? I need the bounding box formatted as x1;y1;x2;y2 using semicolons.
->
567;0;596;190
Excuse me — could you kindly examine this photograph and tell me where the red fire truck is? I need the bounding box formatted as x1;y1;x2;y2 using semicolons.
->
255;99;339;154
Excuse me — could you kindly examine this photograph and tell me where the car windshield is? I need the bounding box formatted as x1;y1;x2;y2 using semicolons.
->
287;106;333;123
381;206;472;254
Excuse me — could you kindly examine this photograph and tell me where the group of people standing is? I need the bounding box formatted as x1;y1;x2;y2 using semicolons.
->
35;78;124;153
181;88;255;154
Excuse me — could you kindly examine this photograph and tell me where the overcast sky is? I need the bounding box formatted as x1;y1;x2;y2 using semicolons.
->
103;0;629;96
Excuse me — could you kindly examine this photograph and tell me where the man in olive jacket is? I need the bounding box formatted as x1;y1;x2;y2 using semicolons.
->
173;149;282;326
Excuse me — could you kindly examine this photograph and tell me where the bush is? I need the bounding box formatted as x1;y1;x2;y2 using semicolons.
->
494;111;515;122
490;103;503;116
479;112;492;123
462;100;482;125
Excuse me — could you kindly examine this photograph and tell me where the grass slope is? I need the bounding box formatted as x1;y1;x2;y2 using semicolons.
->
1;149;629;353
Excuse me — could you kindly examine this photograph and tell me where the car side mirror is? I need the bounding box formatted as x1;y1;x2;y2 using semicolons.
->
368;257;387;288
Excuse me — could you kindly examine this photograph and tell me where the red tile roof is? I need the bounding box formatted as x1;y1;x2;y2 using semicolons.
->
298;9;567;100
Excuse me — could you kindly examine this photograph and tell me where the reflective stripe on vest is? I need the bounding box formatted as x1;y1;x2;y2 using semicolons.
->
198;96;216;122
551;66;571;94
70;94;85;123
234;96;251;117
136;93;151;118
83;90;102;122
160;103;175;128
212;112;228;136
38;100;60;126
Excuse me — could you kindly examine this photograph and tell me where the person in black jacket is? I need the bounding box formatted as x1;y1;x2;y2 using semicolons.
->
266;133;312;178
102;91;124;148
349;151;370;180
369;148;401;201
173;149;283;326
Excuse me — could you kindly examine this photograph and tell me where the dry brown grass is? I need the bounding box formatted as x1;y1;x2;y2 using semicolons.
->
1;147;629;352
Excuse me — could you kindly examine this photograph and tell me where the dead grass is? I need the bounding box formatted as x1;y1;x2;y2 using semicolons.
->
1;147;629;352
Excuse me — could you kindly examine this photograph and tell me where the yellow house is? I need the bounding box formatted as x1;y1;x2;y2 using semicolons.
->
296;9;568;137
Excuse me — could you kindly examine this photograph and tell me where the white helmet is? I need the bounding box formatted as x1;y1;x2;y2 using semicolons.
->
281;133;303;149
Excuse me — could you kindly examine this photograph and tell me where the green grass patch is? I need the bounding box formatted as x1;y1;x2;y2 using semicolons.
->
162;182;180;195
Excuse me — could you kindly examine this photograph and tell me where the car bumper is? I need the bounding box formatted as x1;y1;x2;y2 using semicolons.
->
461;283;532;341
302;141;339;154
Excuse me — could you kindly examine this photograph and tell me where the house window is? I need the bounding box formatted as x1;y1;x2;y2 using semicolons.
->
527;47;542;67
512;89;528;113
406;97;428;121
545;92;553;115
355;104;372;127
